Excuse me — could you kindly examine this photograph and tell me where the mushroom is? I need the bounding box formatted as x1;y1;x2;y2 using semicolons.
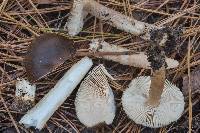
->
24;33;75;82
121;39;184;127
10;78;36;112
75;64;116;127
121;75;185;127
67;0;157;40
88;39;179;69
19;57;93;130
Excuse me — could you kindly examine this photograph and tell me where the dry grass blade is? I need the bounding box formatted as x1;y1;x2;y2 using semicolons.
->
155;5;199;26
187;38;192;133
0;94;20;133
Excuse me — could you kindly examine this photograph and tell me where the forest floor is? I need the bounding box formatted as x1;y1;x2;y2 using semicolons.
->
0;0;199;133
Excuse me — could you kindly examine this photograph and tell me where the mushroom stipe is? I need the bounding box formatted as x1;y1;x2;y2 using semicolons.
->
89;39;179;69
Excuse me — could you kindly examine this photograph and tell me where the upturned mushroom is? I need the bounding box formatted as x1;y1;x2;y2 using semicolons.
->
89;39;179;69
24;33;75;82
122;40;184;127
75;64;116;127
122;75;185;127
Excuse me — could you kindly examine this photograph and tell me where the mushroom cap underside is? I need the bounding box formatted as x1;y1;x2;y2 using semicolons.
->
75;85;115;127
122;76;184;128
75;65;116;127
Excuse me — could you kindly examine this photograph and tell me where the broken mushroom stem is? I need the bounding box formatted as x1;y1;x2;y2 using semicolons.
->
146;65;166;107
67;0;158;39
87;39;179;69
84;0;151;36
66;0;88;35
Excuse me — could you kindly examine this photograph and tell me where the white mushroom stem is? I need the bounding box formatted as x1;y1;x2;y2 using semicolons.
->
19;57;93;130
146;66;166;107
67;0;88;36
89;39;179;69
85;0;149;35
67;0;158;39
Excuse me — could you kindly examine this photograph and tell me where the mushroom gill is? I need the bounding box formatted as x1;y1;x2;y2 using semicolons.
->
75;64;116;127
122;76;185;127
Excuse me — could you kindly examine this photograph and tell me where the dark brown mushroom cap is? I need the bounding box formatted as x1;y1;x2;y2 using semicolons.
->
24;33;75;82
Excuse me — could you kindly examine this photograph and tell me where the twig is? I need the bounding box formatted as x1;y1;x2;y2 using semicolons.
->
0;94;21;133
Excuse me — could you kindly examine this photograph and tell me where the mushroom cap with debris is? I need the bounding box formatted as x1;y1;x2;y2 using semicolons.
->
122;76;184;128
75;65;116;127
